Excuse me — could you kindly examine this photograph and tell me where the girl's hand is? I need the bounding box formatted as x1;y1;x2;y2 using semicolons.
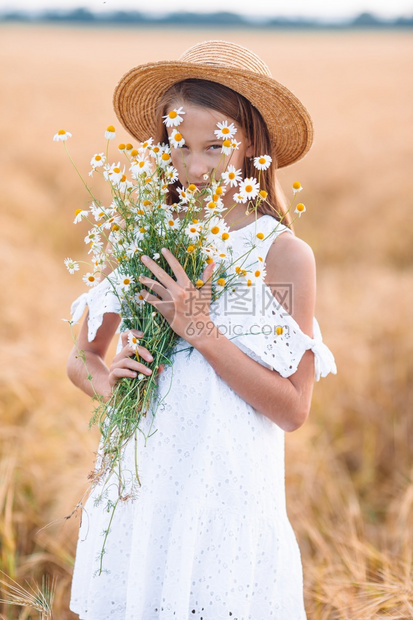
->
138;248;216;346
107;329;162;390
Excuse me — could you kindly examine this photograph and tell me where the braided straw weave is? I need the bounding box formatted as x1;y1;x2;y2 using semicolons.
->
113;40;313;168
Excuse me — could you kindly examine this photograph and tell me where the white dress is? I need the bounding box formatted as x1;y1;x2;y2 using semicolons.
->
69;215;336;620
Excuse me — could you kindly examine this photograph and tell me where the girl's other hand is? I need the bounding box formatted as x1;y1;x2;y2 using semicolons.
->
108;330;154;390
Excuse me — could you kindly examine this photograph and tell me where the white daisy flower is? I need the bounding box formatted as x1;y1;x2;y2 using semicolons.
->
214;120;237;140
64;258;79;274
139;138;154;152
127;332;140;353
158;150;173;168
169;128;185;148
163;107;185;127
119;275;134;289
105;125;116;140
233;192;247;204
253;155;272;171
84;229;101;246
294;203;306;217
164;165;179;184
292;181;303;194
206;217;230;242
152;253;160;260
53;129;72;142
90;202;107;221
185;222;202;240
165;216;179;230
125;240;143;258
134;292;146;308
177;187;189;203
83;272;98;287
73;208;89;224
221;165;242;188
251;266;267;282
239;177;260;201
114;174;133;192
130;158;152;177
90;153;105;168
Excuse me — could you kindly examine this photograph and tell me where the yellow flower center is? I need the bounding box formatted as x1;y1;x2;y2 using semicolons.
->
113;167;121;174
123;278;131;285
222;127;230;134
188;184;197;192
168;110;178;119
259;190;268;199
145;177;152;184
217;278;226;286
228;172;235;179
137;209;144;215
276;326;284;335
255;270;261;277
207;201;216;209
235;266;241;273
187;245;195;253
296;203;305;212
131;149;138;157
106;125;115;132
247;279;252;287
118;143;125;150
161;153;171;161
95;155;102;161
259;157;266;164
293;181;301;190
140;226;146;233
215;186;223;195
211;226;219;235
190;227;197;233
245;185;253;193
143;200;151;206
112;224;120;231
206;258;213;264
195;279;204;288
256;232;264;240
223;139;231;148
58;129;66;135
192;218;199;223
88;275;95;282
212;194;219;202
126;143;133;150
221;232;229;240
168;220;175;226
120;175;126;182
152;146;160;153
74;208;82;216
174;132;183;141
139;161;145;168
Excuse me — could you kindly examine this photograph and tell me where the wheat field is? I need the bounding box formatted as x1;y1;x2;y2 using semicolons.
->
0;24;413;619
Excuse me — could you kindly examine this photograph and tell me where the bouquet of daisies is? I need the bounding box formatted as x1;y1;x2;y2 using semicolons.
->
56;110;306;495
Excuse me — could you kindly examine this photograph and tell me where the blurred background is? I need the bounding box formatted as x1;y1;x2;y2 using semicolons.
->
1;2;413;617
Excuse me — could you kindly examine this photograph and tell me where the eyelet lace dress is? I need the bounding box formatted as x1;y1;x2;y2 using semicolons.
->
69;215;336;620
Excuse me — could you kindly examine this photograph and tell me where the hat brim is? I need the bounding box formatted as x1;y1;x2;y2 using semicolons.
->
113;60;313;169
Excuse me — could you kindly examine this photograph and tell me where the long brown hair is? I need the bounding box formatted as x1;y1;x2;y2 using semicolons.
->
155;79;291;226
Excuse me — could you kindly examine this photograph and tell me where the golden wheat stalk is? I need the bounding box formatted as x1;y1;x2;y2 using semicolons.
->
0;571;55;619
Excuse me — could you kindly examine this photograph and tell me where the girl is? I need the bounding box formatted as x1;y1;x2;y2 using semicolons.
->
68;40;336;619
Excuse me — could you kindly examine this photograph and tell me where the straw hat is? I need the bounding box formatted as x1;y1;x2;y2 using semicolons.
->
113;40;313;168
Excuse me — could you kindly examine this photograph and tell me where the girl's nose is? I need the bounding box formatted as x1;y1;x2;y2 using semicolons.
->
186;154;210;182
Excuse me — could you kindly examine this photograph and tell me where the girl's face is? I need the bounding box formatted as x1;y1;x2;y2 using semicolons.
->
166;102;253;206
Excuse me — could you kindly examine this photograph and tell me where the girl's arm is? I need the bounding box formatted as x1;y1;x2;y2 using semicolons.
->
138;235;315;432
67;312;154;401
196;234;316;432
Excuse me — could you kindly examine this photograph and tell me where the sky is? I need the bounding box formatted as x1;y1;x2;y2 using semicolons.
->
5;0;413;21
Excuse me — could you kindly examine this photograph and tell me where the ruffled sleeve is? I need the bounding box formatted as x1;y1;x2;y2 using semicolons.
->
214;283;337;381
70;277;121;342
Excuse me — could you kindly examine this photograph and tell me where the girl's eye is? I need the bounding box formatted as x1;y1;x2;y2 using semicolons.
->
208;144;222;151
